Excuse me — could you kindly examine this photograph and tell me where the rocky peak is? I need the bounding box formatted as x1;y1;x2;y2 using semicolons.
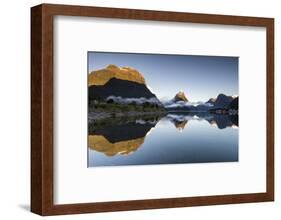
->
174;91;188;102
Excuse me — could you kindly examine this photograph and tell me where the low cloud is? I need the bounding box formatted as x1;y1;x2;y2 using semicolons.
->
106;96;162;105
163;100;213;109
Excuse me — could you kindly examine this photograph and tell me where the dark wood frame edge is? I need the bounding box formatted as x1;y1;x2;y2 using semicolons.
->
31;4;43;215
31;3;274;216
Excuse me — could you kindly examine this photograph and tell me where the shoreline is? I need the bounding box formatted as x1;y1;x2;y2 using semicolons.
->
88;110;166;122
89;109;238;122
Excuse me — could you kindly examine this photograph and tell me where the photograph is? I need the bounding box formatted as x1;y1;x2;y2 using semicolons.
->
88;52;239;167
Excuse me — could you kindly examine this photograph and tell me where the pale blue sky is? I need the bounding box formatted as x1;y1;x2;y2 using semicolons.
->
88;51;238;102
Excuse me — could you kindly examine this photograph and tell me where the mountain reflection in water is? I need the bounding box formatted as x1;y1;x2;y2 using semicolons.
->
88;113;238;167
88;119;157;156
166;112;238;130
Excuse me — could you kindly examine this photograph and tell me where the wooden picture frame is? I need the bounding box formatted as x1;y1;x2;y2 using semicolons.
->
31;3;274;216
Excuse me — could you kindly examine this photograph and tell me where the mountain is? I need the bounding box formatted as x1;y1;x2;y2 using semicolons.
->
88;64;146;86
207;98;216;105
195;103;213;111
89;78;157;100
163;91;190;110
211;94;234;108
164;93;237;113
228;97;238;110
173;91;188;102
88;65;163;106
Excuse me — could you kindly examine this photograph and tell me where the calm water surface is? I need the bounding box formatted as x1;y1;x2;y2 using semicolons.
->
88;113;238;167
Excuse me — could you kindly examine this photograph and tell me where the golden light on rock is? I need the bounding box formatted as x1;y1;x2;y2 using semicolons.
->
88;135;145;156
174;91;189;102
88;64;146;86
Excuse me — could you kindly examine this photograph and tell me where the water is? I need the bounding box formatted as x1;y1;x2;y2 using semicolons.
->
88;112;238;167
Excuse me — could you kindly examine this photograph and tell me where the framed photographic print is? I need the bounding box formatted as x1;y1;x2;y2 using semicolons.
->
31;4;274;216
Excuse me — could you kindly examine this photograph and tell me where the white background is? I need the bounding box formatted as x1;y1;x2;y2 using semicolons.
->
54;16;266;204
0;0;279;219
